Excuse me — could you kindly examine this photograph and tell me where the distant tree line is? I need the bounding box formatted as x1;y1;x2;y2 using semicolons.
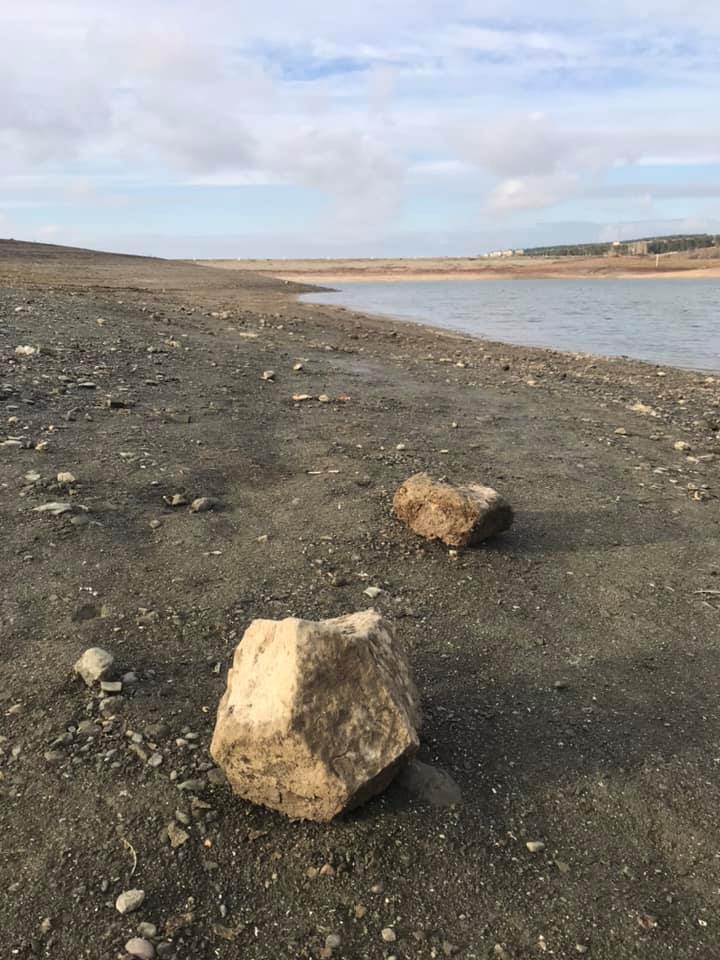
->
521;234;720;257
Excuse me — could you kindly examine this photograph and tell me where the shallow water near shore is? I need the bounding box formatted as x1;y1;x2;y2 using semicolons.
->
302;277;720;372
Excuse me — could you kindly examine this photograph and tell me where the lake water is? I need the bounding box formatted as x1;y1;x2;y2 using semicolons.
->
302;278;720;372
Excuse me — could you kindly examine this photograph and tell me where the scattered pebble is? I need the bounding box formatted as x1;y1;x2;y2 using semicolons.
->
526;841;546;853
74;647;115;687
57;471;77;484
381;928;397;943
190;496;218;513
116;888;145;914
125;937;155;959
261;370;275;381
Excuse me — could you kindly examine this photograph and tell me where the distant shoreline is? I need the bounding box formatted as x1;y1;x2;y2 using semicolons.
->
198;254;720;284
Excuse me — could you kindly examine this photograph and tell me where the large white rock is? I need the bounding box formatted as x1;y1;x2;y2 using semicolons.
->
210;610;421;821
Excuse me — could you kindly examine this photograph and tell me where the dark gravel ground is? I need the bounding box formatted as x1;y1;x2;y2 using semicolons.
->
1;240;720;960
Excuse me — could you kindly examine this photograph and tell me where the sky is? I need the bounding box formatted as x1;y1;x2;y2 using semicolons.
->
1;1;720;258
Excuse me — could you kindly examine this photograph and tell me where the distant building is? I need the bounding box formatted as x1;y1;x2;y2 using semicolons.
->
629;240;649;255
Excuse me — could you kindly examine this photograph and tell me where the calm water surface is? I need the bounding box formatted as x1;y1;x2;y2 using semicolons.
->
302;279;720;372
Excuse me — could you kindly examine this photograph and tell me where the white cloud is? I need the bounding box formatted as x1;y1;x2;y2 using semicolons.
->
2;2;720;251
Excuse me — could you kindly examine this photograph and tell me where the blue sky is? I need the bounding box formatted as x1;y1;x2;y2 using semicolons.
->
1;1;720;257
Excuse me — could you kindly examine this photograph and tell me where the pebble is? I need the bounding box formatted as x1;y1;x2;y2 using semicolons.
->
148;752;163;768
137;922;158;939
57;471;76;484
261;370;275;381
325;933;342;950
526;841;545;853
364;586;383;599
74;647;115;686
149;519;162;529
190;496;217;513
125;937;155;959
100;680;122;693
167;821;190;848
178;778;206;793
381;928;397;943
116;888;145;914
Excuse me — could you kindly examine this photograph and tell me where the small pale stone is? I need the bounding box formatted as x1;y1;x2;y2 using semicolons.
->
116;888;145;914
190;496;217;513
74;647;115;686
125;937;155;959
167;821;190;848
100;680;122;694
526;841;545;853
57;471;76;484
381;928;397;943
261;370;275;381
137;923;158;939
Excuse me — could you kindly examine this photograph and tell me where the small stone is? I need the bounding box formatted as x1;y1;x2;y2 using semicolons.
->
190;497;218;513
354;904;367;919
137;923;158;939
292;362;304;371
395;443;406;451
115;888;145;914
575;945;588;955
381;928;397;943
167;493;188;507
125;937;155;959
167;821;190;848
526;841;545;853
70;514;89;527
674;440;692;452
57;471;76;484
74;647;115;686
319;863;336;877
177;778;206;793
325;933;342;950
148;752;163;768
76;720;100;736
397;759;462;807
363;586;383;599
149;519;162;529
100;680;122;694
33;501;73;516
494;946;513;960
261;370;275;381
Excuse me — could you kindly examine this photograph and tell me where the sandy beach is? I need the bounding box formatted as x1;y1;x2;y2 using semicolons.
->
199;253;720;284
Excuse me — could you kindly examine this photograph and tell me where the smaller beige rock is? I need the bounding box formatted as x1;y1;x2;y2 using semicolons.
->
15;345;38;357
167;821;190;848
190;496;218;513
166;493;188;507
393;473;513;548
57;471;77;484
261;370;275;381
74;647;115;686
526;840;545;853
674;440;692;452
125;938;155;959
115;888;145;914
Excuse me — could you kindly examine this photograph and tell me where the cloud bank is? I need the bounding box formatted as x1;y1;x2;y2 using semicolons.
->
1;1;719;255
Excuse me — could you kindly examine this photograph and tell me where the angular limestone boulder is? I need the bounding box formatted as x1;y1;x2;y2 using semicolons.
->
210;610;421;821
393;472;513;547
